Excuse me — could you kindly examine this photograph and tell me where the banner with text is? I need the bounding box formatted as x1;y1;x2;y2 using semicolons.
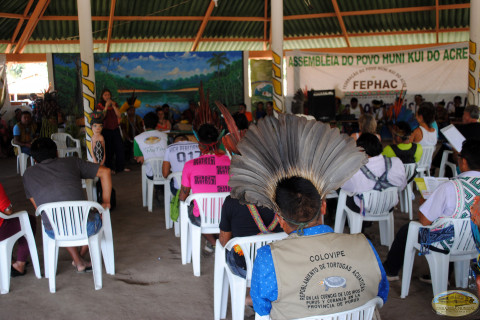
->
286;43;469;105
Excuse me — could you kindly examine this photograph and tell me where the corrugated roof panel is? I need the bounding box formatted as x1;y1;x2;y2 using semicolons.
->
0;44;7;52
338;0;434;11
197;40;263;52
109;41;193;52
0;18;21;41
112;20;200;40
30;20;80;41
284;37;346;50
439;31;469;43
284;0;333;15
44;0;78;16
204;21;263;38
213;0;264;17
23;44;82;53
344;12;436;34
350;33;436;47
439;8;469;28
285;17;340;37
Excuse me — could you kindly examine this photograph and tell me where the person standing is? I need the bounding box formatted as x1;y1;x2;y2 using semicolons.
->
96;89;128;173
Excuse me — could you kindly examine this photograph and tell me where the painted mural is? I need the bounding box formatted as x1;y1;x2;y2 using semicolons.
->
52;51;244;119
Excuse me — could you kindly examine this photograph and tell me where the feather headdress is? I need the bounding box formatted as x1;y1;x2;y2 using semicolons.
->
215;101;247;155
192;83;222;139
229;113;367;213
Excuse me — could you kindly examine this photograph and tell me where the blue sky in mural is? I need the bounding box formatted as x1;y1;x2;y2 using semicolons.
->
96;51;242;81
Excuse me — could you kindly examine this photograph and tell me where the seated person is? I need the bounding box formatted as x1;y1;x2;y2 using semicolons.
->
238;103;253;123
410;102;437;147
156;108;171;132
13;111;37;155
0;182;36;277
219;196;282;278
383;139;480;281
382;121;423;164
469;196;480;297
255;102;266;122
457;105;480;139
134;112;168;178
179;99;230;253
162;134;200;195
226;113;387;318
22;138;112;272
342;133;406;213
350;114;381;142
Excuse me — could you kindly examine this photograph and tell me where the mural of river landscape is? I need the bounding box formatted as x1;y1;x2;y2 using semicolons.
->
52;51;244;120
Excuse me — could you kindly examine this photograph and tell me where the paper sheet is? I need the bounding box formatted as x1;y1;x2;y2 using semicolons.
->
440;124;466;152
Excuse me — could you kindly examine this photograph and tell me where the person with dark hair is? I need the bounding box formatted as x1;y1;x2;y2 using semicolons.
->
13;111;37;155
342;133;406;213
120;106;144;163
156;107;171;131
179;90;231;253
383;121;423;164
255;101;266;121
22;137;112;272
96;88;127;173
238;103;253;123
133;112;168;178
162;103;174;125
410;102;437;147
227;114;387;318
232;112;249;130
348;97;363;119
383;138;480;282
181;101;197;124
265;101;274;117
0;182;36;276
162;134;200;195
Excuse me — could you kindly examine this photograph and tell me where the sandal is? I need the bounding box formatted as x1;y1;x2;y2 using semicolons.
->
11;266;26;277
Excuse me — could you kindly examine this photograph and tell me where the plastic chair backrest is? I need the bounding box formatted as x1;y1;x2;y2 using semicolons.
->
36;201;104;241
441;218;477;255
185;192;230;228
11;139;20;152
224;232;288;285
362;187;399;216
144;157;164;181
417;145;435;169
404;163;416;181
51;133;75;149
256;297;383;320
166;171;182;189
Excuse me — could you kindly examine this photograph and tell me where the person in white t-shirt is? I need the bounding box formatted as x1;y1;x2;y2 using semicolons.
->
162;135;201;194
133;112;168;178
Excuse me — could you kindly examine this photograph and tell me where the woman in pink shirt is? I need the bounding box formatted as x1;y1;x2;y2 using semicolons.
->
179;123;231;252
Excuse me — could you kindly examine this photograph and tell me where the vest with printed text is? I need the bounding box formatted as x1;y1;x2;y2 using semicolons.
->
269;232;381;320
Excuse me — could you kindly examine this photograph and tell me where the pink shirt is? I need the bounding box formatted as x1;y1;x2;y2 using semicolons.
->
181;154;231;217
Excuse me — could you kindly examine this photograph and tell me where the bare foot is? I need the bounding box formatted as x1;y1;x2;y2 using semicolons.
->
72;260;92;272
12;261;26;273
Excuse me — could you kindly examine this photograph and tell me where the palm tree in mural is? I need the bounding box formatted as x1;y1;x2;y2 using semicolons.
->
207;53;229;75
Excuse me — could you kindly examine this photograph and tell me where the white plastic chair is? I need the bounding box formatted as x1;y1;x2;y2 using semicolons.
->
11;139;34;176
438;150;457;178
0;210;41;294
143;158;170;212
334;187;399;248
180;192;230;276
398;163;416;220
416;145;435;177
164;171;182;236
255;297;383;320
214;232;288;320
36;201;108;293
401;218;477;298
51;133;82;158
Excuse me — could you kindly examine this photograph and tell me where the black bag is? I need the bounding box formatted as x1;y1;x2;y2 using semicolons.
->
96;180;116;211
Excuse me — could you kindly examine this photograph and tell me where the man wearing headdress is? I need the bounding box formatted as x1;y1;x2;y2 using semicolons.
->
228;114;388;319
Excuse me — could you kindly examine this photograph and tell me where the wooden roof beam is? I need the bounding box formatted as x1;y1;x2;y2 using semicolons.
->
331;0;350;47
263;0;268;50
106;0;117;53
5;0;35;54
190;0;215;52
13;0;50;54
435;0;440;43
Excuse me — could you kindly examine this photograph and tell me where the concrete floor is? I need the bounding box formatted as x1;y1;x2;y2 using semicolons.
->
1;156;479;320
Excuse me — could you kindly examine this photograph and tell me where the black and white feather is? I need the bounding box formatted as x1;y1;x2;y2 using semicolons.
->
229;113;367;212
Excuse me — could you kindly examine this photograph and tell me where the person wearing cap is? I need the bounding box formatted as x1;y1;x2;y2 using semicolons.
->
382;121;423;164
0;182;36;277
